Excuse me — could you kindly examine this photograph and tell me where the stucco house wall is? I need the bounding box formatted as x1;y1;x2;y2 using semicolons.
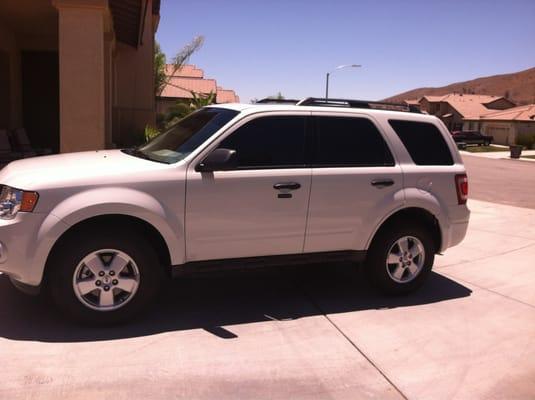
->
463;120;535;146
516;122;535;136
481;122;515;145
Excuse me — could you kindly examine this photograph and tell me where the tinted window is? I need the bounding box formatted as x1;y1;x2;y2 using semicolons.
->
218;116;306;168
389;120;453;165
313;116;394;166
135;108;239;164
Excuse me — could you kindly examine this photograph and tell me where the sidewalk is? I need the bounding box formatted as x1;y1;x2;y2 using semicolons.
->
460;148;535;162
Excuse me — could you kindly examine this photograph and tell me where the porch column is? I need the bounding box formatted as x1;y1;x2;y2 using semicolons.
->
53;0;111;153
104;32;114;148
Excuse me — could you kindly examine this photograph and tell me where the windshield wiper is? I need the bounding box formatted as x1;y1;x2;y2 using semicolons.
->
122;148;148;159
121;148;169;164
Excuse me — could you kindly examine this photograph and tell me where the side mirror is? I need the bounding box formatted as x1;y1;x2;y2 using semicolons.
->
195;148;237;172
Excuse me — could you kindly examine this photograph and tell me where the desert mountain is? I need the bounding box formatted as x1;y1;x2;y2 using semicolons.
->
384;67;535;105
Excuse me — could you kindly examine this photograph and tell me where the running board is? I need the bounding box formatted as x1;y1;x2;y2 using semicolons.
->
171;250;366;277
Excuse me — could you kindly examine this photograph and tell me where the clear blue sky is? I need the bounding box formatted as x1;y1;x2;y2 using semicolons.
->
156;0;535;103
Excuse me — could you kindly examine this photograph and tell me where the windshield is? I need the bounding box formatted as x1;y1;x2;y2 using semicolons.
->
129;107;239;164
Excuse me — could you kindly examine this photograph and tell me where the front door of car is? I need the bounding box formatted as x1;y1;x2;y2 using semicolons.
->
185;113;312;262
303;113;404;253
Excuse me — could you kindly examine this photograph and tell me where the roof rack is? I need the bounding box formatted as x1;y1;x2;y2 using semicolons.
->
296;97;421;113
255;98;300;104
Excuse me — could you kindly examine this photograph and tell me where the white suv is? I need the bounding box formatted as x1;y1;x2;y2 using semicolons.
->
0;98;470;324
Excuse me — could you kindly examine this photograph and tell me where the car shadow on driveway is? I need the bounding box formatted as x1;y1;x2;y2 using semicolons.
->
0;263;471;342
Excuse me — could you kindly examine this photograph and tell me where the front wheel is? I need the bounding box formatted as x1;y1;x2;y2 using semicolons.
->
365;225;435;295
48;230;164;324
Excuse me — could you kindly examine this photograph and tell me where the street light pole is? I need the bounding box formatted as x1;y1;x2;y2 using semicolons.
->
325;72;330;101
324;64;362;101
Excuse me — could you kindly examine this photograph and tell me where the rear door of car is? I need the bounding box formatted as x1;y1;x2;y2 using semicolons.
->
303;113;404;253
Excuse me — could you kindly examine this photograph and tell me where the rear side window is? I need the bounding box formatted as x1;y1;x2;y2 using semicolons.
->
313;116;394;167
219;116;305;168
389;120;453;165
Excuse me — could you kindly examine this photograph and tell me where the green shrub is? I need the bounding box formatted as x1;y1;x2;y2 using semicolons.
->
517;133;535;150
144;125;160;143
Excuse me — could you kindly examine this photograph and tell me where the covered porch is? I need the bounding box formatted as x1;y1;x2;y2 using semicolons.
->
0;0;159;156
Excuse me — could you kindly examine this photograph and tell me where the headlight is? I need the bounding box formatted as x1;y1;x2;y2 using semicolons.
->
0;185;39;220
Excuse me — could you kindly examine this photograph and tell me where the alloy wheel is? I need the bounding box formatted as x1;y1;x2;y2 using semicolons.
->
72;249;140;311
386;236;425;283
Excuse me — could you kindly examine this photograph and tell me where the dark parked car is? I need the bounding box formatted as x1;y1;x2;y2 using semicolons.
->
451;130;493;146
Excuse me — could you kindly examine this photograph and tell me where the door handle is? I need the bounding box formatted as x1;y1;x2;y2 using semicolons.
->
371;179;394;188
273;182;301;191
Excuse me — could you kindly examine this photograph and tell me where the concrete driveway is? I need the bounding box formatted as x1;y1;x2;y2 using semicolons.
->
1;199;534;400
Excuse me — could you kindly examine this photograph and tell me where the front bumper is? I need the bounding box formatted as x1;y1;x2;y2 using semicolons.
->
0;212;62;287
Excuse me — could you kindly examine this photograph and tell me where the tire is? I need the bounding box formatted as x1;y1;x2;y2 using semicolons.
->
365;224;435;295
48;229;164;325
484;141;490;146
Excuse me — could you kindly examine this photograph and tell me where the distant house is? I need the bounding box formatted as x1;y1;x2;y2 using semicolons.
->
402;99;421;111
157;64;239;116
463;104;535;145
418;94;515;131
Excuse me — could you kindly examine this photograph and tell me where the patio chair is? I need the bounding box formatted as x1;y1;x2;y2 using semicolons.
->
11;128;52;156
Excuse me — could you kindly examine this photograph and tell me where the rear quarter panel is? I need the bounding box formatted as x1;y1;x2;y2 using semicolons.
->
370;113;470;251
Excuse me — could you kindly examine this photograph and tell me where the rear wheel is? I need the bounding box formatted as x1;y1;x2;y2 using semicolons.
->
366;225;434;295
48;230;164;324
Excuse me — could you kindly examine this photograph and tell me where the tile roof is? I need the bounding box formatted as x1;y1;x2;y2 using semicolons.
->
423;94;502;104
160;77;217;98
164;64;204;78
422;95;448;102
216;86;239;103
160;64;239;103
424;93;510;118
465;104;535;121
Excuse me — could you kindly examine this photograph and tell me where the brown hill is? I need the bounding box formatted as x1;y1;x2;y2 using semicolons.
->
384;67;535;105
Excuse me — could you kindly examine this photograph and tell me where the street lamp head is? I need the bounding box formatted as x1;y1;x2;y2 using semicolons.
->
335;64;362;70
325;64;362;100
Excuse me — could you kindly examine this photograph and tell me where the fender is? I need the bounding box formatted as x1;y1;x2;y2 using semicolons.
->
29;187;184;285
364;188;448;251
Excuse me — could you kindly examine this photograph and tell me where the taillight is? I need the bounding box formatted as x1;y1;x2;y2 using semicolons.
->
455;174;468;205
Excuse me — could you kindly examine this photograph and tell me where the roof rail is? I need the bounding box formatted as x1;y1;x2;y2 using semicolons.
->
255;98;300;104
296;97;420;113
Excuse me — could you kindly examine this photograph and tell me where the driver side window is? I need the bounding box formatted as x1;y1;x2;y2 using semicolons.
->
218;115;306;169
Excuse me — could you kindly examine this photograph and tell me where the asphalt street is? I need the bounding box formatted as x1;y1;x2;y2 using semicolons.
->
462;154;535;209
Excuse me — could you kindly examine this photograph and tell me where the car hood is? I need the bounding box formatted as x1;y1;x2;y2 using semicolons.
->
0;150;172;190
